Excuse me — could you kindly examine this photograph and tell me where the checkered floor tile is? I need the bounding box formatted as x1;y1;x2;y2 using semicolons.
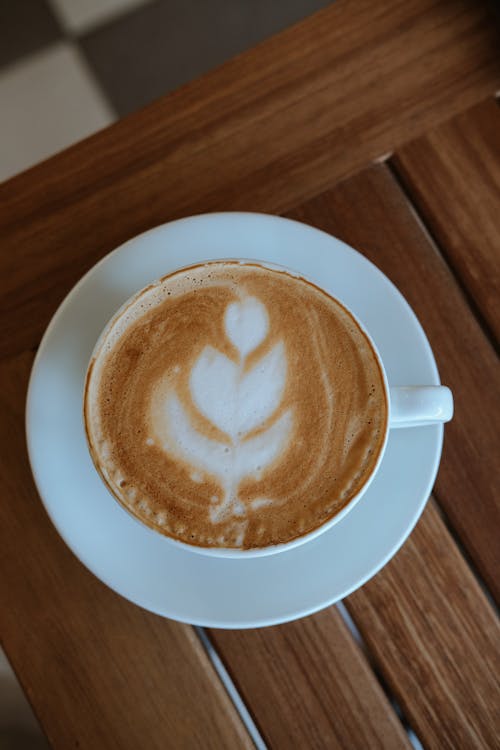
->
1;0;332;182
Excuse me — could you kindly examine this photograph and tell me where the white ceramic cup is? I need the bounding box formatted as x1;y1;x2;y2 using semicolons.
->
84;259;453;558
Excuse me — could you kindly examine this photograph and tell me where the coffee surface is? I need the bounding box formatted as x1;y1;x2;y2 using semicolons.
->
85;262;387;549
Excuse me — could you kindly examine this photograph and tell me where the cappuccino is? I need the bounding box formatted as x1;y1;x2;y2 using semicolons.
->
84;262;387;549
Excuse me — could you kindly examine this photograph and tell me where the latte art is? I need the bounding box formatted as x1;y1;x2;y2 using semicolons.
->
152;296;292;530
84;262;387;549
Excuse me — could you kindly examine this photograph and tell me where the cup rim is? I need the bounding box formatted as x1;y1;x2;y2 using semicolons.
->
83;257;390;559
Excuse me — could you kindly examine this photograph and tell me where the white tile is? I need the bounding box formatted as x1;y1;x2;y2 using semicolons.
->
0;42;115;182
49;0;153;34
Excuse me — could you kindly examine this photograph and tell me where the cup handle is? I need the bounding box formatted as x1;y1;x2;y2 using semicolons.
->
389;386;453;428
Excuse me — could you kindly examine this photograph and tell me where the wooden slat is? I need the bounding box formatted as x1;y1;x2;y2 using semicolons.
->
1;0;499;358
210;608;411;750
392;99;500;342
290;164;500;602
347;501;500;749
209;165;500;749
0;354;252;749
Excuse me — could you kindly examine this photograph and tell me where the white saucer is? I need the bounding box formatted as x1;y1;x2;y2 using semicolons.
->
26;213;442;628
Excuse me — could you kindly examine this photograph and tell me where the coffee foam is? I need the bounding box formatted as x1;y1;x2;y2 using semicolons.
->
84;261;387;549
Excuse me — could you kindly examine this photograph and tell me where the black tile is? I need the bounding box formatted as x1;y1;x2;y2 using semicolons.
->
80;0;333;117
0;0;63;69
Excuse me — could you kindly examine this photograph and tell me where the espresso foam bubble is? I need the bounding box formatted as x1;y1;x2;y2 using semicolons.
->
84;261;387;549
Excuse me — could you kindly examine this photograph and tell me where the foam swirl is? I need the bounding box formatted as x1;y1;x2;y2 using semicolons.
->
84;262;387;549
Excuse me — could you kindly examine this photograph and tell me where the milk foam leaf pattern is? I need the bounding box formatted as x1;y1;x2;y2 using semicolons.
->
166;295;292;527
238;342;287;435
190;346;239;437
164;393;231;476
190;342;287;439
233;410;292;479
224;296;268;358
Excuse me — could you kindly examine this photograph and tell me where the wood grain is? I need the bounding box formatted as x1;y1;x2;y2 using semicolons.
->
0;353;252;749
393;99;500;343
290;164;500;602
210;162;500;750
347;501;500;750
2;1;500;744
210;607;411;750
1;0;499;358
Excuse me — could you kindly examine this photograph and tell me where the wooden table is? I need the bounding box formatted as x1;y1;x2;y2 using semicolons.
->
1;0;499;747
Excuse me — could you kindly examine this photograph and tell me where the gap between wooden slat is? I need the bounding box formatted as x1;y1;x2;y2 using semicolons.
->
195;627;267;750
430;498;499;617
383;159;499;606
387;160;499;355
201;596;424;750
336;602;425;750
287;168;499;744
